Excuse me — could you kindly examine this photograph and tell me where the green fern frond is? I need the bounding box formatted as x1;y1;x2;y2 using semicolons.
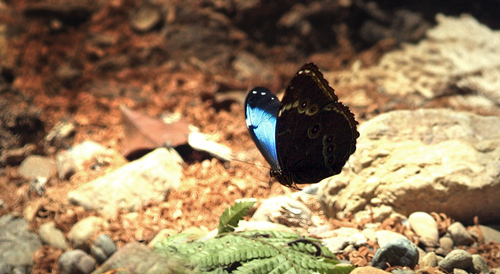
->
154;201;355;274
155;231;355;274
218;200;256;235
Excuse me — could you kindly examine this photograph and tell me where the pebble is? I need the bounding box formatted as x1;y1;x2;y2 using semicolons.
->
67;216;108;249
439;234;454;250
391;269;415;274
323;237;351;253
361;228;378;243
471;254;489;274
371;238;419;269
408;212;439;247
438;249;472;272
18;155;57;180
130;3;163;32
58;249;96;274
376;230;408;247
419;252;438;268
350;266;388;274
453;269;468;274
90;234;117;264
447;222;473;246
39;221;68;250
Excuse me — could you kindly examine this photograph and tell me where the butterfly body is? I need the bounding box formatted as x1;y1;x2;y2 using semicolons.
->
245;63;359;188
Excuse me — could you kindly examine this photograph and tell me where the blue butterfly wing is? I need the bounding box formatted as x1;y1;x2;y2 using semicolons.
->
244;87;280;169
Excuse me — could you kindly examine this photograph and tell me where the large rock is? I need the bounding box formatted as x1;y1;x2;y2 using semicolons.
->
91;242;186;274
68;148;183;217
0;215;42;273
319;109;500;223
325;14;500;113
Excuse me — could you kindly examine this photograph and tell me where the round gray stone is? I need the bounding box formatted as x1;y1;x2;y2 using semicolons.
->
447;222;473;246
371;238;419;269
419;252;438;268
439;235;454;250
471;254;489;274
438;249;472;272
90;234;117;264
38;221;68;250
59;249;96;274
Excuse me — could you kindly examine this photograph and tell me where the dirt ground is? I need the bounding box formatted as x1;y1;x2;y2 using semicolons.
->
1;0;499;273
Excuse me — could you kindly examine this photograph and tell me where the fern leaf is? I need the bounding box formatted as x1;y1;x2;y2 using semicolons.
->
217;200;255;235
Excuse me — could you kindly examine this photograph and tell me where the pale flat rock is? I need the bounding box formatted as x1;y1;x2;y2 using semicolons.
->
319;109;500;223
68;148;183;217
0;215;42;273
325;14;500;113
250;196;312;227
91;242;186;274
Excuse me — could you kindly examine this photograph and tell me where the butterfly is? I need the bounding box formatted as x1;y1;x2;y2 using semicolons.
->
245;63;359;189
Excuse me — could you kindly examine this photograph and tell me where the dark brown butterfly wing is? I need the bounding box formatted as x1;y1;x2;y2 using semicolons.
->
274;63;359;186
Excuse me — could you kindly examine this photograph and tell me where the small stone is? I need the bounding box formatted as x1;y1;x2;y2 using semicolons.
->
376;230;409;247
90;234;117;264
39;221;68;250
391;269;415;274
408;212;439;247
67;216;108;249
130;3;163;32
350;266;388;274
420;252;438;268
18;155;56;180
438;249;472;272
343;244;356;253
350;233;368;247
471;254;489;274
453;269;468;274
58;250;96;274
447;222;473;246
361;228;378;243
323;237;351;253
371;238;419;269
439;235;454;250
